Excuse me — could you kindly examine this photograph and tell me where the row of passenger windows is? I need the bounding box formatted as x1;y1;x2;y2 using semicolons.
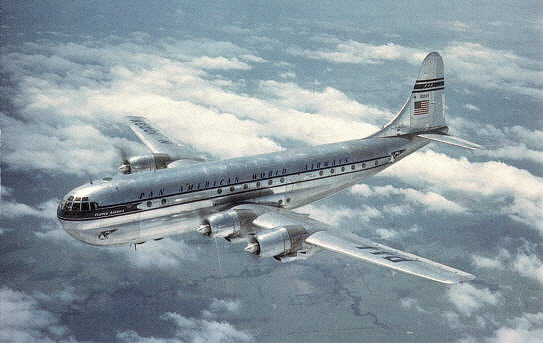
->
214;160;380;195
138;158;384;202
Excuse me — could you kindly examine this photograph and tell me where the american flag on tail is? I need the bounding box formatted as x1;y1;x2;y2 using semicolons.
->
414;100;429;115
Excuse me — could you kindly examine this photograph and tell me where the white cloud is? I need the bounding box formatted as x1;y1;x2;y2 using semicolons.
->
0;196;59;220
0;287;74;342
376;228;398;240
191;56;251;70
2;36;390;180
297;204;382;226
472;255;504;270
463;104;480;111
350;184;467;214
470;244;543;287
123;238;197;269
202;298;242;319
208;298;241;314
279;71;296;79
444;42;543;99
442;310;461;329
482;144;543;165
446;283;501;316
443;20;472;33
299;204;368;226
33;287;78;306
400;297;427;313
288;39;543;99
287;41;425;65
449;117;543;165
384;150;543;234
460;312;543;343
117;299;252;343
486;312;543;343
512;251;543;287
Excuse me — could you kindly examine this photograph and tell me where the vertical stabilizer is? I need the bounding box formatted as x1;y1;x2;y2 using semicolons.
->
377;52;446;137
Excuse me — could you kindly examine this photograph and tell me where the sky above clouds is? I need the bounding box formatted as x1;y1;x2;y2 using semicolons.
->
1;1;542;342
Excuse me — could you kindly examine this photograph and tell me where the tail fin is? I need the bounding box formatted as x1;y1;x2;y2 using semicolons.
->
378;52;446;137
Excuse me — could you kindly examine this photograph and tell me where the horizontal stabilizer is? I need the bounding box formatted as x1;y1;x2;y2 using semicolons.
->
306;231;475;284
417;133;484;150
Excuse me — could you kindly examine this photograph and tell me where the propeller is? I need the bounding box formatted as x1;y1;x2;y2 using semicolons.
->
115;144;131;174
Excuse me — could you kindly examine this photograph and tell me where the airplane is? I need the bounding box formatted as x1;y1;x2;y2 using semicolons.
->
57;52;482;284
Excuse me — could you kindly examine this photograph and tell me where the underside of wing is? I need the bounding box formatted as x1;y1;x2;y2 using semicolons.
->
305;230;475;284
126;116;209;164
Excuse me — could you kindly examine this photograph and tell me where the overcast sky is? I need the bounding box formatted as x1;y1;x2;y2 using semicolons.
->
1;1;542;342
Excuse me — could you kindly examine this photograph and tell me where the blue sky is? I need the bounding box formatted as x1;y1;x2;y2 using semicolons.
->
1;1;542;342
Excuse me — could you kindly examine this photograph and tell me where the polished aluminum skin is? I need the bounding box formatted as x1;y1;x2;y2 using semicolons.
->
57;52;480;284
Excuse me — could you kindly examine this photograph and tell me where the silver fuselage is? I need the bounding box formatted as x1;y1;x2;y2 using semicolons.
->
57;135;428;245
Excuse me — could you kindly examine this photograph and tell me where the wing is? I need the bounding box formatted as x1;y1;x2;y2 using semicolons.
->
305;231;474;284
126;116;209;163
239;205;474;284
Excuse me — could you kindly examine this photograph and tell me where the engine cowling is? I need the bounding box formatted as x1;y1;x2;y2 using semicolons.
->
198;209;258;240
244;225;307;258
119;153;172;174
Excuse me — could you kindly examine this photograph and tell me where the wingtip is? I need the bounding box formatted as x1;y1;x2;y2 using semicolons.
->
446;272;476;285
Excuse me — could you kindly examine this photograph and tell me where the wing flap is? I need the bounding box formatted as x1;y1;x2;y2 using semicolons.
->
306;231;475;284
126;116;208;162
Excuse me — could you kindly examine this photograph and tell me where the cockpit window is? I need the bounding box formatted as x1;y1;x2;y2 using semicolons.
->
62;195;98;214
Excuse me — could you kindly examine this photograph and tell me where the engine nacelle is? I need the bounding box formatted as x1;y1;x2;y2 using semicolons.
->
198;209;258;240
244;225;307;258
119;153;172;174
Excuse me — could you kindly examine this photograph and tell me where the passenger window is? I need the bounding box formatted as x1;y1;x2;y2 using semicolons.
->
319;171;323;176
268;180;273;185
280;177;285;183
217;188;222;194
256;182;261;187
341;167;345;172
230;186;235;192
351;165;355;170
330;168;334;174
146;201;152;207
243;184;248;189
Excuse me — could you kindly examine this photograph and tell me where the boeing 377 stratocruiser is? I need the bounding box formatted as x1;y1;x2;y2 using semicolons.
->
58;52;482;284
